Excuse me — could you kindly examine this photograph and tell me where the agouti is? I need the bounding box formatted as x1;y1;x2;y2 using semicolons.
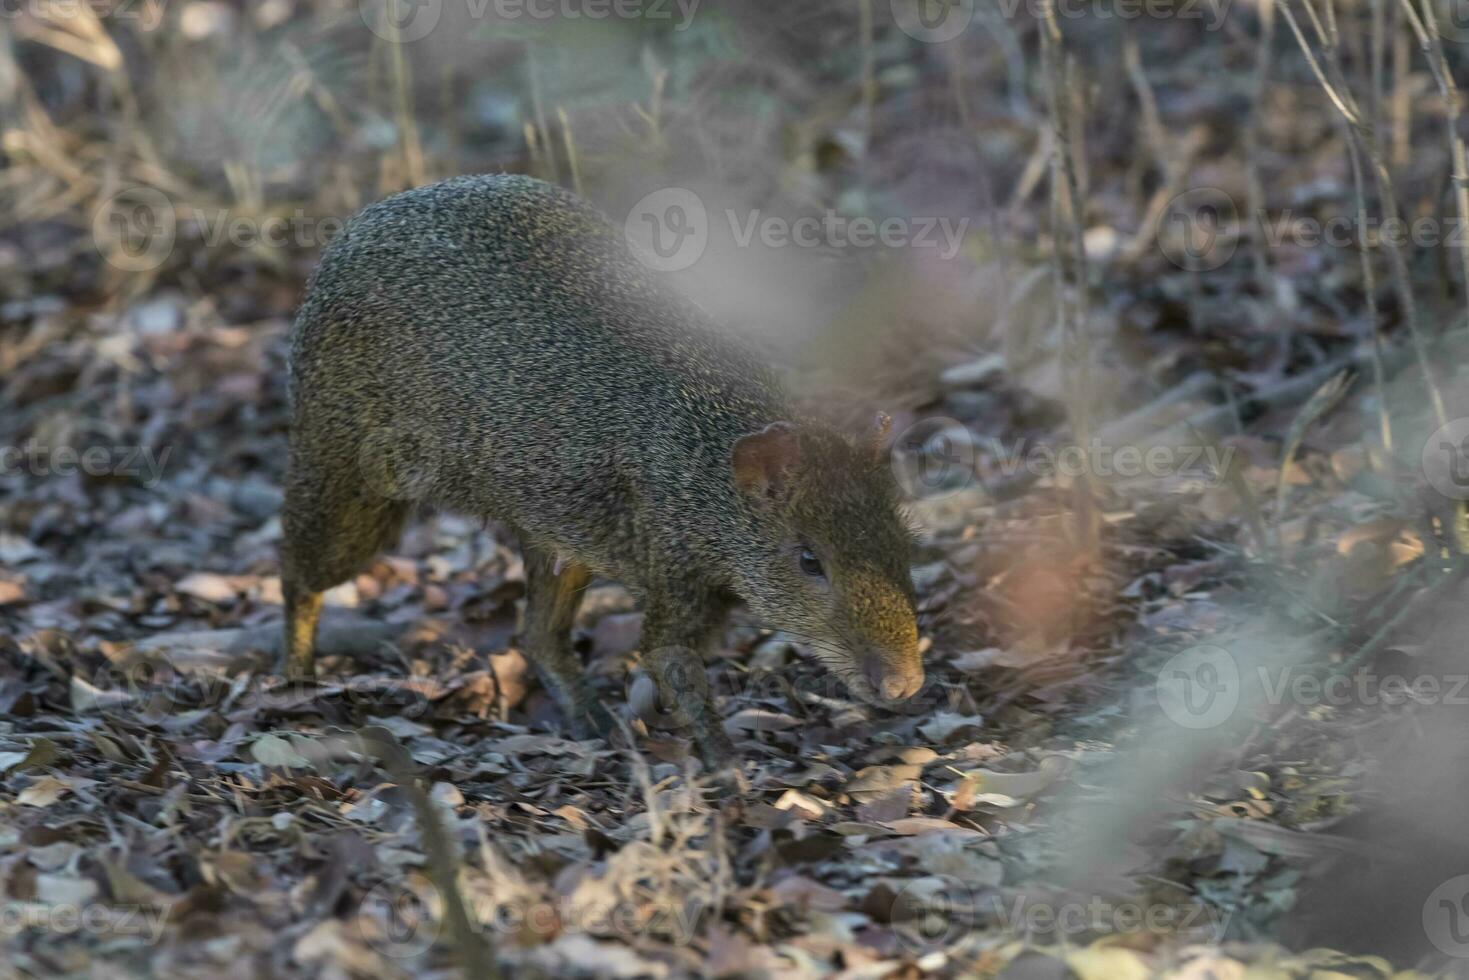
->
281;173;924;764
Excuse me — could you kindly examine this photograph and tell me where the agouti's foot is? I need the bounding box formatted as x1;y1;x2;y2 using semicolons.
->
283;660;316;683
627;671;691;731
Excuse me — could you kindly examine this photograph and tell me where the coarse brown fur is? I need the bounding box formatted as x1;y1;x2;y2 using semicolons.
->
281;173;924;764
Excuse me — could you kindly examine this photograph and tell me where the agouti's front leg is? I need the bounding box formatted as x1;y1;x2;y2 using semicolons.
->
280;463;410;680
521;546;615;739
640;597;736;767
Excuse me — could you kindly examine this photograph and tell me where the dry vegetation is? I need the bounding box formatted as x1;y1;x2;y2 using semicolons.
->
4;0;1469;977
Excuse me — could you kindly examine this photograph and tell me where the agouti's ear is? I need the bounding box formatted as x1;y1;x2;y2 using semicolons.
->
867;411;893;458
732;422;801;499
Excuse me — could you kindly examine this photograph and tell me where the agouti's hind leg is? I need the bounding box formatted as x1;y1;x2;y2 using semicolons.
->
281;470;410;679
521;547;614;739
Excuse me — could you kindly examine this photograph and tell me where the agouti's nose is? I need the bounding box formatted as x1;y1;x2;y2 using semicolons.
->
863;653;925;701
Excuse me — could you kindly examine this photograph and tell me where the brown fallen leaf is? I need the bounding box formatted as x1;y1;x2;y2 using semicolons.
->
250;733;313;768
723;708;802;733
18;774;79;807
963;755;1070;802
70;674;136;713
1066;945;1153;980
589;611;643;659
845;764;924;800
35;873;100;906
767;875;849;912
773;790;829;819
918;711;985;743
174;571;245;604
487;734;598;757
881;817;983;837
856;789;910;823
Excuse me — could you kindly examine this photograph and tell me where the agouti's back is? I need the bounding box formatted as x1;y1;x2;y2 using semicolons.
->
289;173;785;574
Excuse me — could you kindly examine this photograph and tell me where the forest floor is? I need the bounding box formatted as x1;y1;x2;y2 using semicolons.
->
4;4;1469;978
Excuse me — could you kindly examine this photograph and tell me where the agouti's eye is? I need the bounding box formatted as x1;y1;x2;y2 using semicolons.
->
799;547;825;578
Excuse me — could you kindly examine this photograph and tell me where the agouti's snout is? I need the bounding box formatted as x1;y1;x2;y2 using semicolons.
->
861;649;925;702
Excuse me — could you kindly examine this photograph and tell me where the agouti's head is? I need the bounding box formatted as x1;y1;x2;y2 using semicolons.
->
730;417;924;704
